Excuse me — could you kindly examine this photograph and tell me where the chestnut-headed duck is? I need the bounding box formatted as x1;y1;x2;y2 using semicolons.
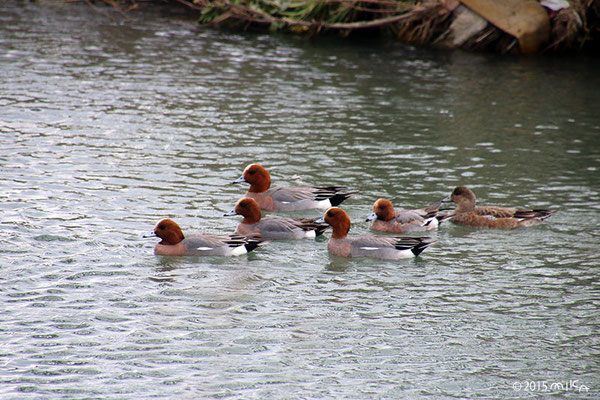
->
147;219;265;256
225;197;330;240
366;198;451;233
233;164;355;212
317;207;434;259
442;186;557;229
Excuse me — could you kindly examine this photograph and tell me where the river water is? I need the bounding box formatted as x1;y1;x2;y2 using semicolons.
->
1;1;599;399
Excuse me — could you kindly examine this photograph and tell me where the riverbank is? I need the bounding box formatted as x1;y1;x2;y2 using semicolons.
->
74;0;599;54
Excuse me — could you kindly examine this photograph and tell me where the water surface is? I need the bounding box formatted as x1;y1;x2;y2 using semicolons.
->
1;1;599;398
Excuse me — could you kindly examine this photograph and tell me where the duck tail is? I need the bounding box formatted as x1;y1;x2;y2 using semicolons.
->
298;218;330;237
423;199;443;213
244;238;269;253
514;209;557;222
532;209;558;221
329;192;353;207
314;186;357;206
435;212;455;225
411;237;436;257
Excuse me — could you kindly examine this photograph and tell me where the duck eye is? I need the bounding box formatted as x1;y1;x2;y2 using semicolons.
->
327;211;335;217
158;224;166;230
248;170;256;175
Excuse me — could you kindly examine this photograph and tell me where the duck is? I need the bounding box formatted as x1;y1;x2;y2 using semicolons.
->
147;219;265;256
366;198;451;233
317;207;434;259
225;197;329;240
233;164;355;212
441;186;557;228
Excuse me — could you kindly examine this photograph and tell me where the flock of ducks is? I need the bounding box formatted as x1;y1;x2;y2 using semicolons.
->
147;164;557;260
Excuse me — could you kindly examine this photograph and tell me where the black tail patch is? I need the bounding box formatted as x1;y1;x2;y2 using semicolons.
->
411;238;435;257
226;234;267;253
392;237;435;257
329;193;353;207
244;239;266;253
314;186;357;206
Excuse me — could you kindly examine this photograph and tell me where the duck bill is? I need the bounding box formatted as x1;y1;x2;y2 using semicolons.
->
441;195;451;203
223;209;237;216
365;212;377;222
232;175;246;184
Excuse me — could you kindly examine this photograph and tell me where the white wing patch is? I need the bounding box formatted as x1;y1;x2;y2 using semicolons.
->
360;247;379;251
196;247;213;251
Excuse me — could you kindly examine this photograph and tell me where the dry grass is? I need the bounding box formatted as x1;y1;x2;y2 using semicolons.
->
73;0;599;52
546;0;599;52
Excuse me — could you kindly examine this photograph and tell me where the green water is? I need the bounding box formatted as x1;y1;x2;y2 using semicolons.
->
0;1;599;398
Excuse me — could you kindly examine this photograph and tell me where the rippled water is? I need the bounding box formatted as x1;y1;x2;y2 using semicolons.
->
1;1;599;398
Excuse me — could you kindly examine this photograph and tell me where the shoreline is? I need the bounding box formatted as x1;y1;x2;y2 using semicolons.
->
65;0;600;54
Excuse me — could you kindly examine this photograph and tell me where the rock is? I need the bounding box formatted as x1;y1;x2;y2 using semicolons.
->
442;5;488;47
460;0;551;53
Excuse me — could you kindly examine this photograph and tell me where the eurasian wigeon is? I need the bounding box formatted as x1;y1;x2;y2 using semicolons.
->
225;197;330;240
317;207;434;259
366;198;451;233
233;164;355;212
442;186;557;228
147;219;265;256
